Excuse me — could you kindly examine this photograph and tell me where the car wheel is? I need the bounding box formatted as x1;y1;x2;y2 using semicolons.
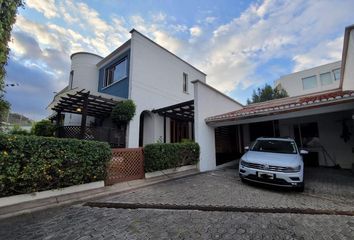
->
296;182;305;192
239;175;245;183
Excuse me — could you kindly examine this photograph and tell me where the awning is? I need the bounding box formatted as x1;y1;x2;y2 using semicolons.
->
206;90;354;125
152;100;194;121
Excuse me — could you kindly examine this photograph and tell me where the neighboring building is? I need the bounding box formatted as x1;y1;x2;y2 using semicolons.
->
275;61;341;97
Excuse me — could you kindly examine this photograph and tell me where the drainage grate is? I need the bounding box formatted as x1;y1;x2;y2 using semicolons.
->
84;202;354;216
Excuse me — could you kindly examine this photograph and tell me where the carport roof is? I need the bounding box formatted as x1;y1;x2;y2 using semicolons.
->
206;90;354;124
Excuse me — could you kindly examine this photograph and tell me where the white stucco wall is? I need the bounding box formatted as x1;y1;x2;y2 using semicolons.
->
343;30;354;91
278;111;354;169
127;30;206;147
194;80;243;172
70;53;103;93
276;61;341;97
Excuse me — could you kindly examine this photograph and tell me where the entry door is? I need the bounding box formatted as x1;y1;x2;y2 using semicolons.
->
170;119;190;143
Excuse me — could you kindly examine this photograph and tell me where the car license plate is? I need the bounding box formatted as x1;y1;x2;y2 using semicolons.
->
257;172;274;180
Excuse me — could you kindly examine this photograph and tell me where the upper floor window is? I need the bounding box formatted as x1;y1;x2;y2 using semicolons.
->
183;73;188;93
320;72;332;86
302;75;317;90
69;70;74;89
104;58;128;87
333;68;341;81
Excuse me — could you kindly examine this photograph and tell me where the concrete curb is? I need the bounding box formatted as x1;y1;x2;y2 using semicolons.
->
84;202;354;216
0;168;200;220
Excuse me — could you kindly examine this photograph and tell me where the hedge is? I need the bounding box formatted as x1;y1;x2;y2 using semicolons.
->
0;134;112;197
144;142;200;172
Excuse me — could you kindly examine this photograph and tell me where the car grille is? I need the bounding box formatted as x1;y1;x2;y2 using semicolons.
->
240;161;299;173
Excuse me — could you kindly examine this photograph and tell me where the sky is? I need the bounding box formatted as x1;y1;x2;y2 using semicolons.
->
4;0;354;120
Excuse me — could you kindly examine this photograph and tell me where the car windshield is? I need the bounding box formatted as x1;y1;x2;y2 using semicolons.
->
251;140;297;154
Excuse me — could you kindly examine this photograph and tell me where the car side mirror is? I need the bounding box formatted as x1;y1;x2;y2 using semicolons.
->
244;146;249;151
300;149;308;155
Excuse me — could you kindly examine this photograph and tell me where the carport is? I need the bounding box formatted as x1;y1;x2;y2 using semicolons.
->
207;90;354;169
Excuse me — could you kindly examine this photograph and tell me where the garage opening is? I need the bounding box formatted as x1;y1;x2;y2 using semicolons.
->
215;125;243;165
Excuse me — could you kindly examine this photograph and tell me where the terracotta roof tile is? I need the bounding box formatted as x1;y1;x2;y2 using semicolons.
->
206;90;354;123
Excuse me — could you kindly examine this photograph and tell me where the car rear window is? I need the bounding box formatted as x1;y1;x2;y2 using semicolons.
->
251;140;297;154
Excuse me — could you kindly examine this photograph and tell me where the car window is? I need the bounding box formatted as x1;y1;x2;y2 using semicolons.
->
251;140;297;154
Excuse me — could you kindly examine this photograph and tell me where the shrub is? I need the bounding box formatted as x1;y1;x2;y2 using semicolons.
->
144;142;200;172
111;100;136;125
32;120;55;137
9;124;30;135
0;134;112;197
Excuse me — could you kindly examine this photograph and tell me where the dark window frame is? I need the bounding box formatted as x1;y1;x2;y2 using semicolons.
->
103;57;128;88
183;72;188;93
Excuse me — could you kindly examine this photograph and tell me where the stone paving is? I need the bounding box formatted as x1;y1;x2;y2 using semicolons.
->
1;205;354;239
1;167;354;239
98;167;354;212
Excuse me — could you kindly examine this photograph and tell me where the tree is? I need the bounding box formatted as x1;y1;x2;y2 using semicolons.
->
32;120;55;137
111;100;136;125
0;1;24;122
247;84;288;104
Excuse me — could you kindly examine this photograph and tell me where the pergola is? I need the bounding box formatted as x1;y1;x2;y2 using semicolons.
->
152;100;194;142
51;90;120;139
152;100;194;121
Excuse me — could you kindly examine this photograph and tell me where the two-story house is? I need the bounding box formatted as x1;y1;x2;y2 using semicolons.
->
48;29;241;152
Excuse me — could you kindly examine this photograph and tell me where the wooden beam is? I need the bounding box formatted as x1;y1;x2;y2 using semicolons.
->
163;115;166;143
80;93;89;139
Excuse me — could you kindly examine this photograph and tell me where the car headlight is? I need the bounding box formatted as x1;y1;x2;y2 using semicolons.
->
289;165;301;172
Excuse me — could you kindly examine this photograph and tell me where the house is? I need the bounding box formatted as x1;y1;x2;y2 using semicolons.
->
48;24;354;172
48;29;224;148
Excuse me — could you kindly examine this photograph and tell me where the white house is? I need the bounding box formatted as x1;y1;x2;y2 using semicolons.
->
48;24;354;172
275;61;341;97
48;29;240;150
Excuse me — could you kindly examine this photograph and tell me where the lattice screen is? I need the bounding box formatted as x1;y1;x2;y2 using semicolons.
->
105;148;145;185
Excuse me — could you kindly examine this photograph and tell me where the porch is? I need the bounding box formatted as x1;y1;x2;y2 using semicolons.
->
49;90;125;147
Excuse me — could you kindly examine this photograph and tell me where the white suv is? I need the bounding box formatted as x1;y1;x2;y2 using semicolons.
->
239;137;307;191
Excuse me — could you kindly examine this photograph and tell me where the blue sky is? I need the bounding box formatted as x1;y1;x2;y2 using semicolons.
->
4;0;354;120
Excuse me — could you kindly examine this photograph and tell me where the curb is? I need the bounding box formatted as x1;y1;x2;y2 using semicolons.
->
0;169;200;220
84;202;354;217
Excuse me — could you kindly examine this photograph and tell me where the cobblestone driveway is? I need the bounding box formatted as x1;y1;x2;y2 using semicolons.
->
98;167;354;212
1;167;354;239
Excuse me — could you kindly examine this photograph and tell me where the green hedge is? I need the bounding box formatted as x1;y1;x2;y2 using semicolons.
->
144;142;200;172
0;134;112;197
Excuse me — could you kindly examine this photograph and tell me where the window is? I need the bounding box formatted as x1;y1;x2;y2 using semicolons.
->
104;58;128;87
320;72;332;86
69;70;74;89
302;75;317;90
333;68;341;81
183;73;188;93
251;140;297;154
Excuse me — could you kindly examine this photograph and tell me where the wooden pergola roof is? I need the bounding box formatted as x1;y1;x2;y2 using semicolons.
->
152;100;194;121
52;90;119;118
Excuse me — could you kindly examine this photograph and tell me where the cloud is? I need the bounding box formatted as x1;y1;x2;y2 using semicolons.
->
190;26;202;37
5;59;62;120
205;16;216;24
196;0;354;93
152;12;167;22
293;37;343;72
26;0;58;18
7;0;354;119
